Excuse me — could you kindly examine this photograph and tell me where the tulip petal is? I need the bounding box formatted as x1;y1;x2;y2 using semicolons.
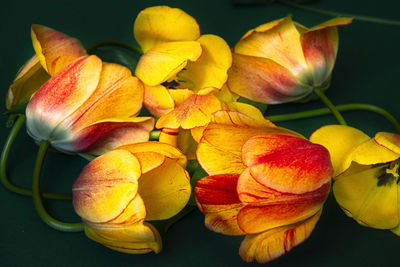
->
85;222;162;254
227;102;275;126
135;41;202;86
177;34;232;92
195;174;245;235
138;158;191;220
333;164;399;229
234;16;309;78
168;88;194;105
310;125;370;176
72;149;141;223
239;210;321;263
26;55;102;141
31;24;86;76
143;84;175;117
134;6;200;53
7;56;50;109
243;134;333;194
156;94;222;129
53;117;154;154
160;128;197;160
301;18;352;86
240;18;286;40
374;132;400;155
227;53;312;104
349;138;399;166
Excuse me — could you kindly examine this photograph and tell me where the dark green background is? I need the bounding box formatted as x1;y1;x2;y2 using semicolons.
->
1;0;400;266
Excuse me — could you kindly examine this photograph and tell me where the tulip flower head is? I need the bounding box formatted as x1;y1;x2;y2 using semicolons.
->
7;24;86;109
133;6;232;117
310;125;400;235
72;142;191;254
227;16;352;104
26;55;154;155
194;110;333;263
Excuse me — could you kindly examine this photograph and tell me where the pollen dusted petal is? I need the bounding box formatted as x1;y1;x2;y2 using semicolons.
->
31;24;86;76
138;158;191;221
239;210;322;263
310;125;370;176
227;53;312;104
72;149;141;223
135;41;202;86
243;134;333;194
134;5;200;53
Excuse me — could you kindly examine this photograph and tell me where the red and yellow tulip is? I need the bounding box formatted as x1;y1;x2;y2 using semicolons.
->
310;125;400;235
7;24;86;109
133;6;232;117
26;55;153;155
72;141;191;254
194;111;333;263
227;16;352;104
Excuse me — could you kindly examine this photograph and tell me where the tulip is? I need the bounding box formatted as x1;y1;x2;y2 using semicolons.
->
227;16;352;104
7;24;86;109
194;110;333;263
310;125;400;235
72;142;191;254
26;55;153;155
133;6;232;117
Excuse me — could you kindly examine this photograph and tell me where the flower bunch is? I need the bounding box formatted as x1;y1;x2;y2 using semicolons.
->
2;3;400;266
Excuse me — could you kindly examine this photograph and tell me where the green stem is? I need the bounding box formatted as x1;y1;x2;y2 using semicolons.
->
268;103;400;133
0;115;71;200
32;141;84;232
278;0;400;26
85;41;142;54
313;88;347;125
150;130;161;141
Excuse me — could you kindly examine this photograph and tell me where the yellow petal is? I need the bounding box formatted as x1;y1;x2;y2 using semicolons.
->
350;138;399;166
227;102;274;126
213;84;240;103
159;128;198;160
333;163;399;229
168;88;194;105
310;125;370;176
138;158;191;220
143;84;175;118
374;132;400;155
240;18;286;40
85;222;162;254
239;210;321;263
135;41;202;86
134;5;200;53
177;34;232;92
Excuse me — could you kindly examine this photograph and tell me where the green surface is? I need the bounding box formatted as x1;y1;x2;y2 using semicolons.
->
1;0;400;266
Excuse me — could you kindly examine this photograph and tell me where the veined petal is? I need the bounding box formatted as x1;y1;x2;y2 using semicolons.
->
168;88;194;105
134;6;200;53
227;102;275;126
26;56;102;142
333;163;399;229
227;53;313;104
31;24;86;76
156;94;222;129
178;34;232;92
301;18;352;86
310;125;370;176
160;128;197;160
195;174;246;235
6;56;50;109
239;210;321;263
143;84;175;118
52;117;154;154
85;222;162;254
138;158;191;220
243;134;333;194
374;132;400;155
135;41;202;86
234;16;309;78
72;149;141;223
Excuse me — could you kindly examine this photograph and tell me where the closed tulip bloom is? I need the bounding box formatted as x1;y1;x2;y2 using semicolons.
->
195;110;333;263
72;142;191;254
227;16;352;104
310;125;400;235
7;24;86;109
26;55;154;155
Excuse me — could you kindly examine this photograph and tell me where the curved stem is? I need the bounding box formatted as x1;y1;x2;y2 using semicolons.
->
0;115;71;200
313;88;347;125
150;130;161;141
32;141;84;232
85;41;142;54
278;0;400;26
268;103;400;133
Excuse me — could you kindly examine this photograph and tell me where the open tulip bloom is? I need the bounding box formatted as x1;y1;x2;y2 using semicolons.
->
194;110;333;263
